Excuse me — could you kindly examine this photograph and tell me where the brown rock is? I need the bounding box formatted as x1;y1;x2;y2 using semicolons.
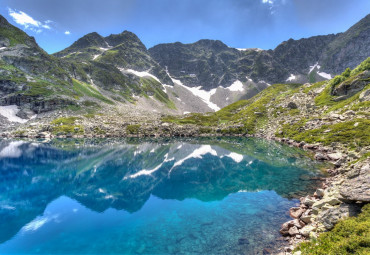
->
290;207;304;219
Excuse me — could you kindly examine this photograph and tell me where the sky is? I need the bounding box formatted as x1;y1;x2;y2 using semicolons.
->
0;0;369;54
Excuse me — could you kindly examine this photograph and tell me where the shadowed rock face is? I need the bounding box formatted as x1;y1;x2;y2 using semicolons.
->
149;14;370;90
0;137;323;244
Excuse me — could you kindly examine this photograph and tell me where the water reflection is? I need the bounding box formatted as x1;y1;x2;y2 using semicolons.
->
0;137;323;254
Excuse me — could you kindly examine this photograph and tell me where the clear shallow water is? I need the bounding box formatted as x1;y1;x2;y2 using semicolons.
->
0;137;324;254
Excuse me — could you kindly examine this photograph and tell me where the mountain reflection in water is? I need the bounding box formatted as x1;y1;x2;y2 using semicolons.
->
0;137;324;254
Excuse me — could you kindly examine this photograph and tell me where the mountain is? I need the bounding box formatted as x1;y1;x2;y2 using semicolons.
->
150;14;370;89
0;13;369;126
53;30;173;85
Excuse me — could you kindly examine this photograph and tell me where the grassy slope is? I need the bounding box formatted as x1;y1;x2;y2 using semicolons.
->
164;58;370;147
296;203;370;255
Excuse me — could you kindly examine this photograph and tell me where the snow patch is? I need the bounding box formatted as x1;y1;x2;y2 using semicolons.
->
170;145;217;171
23;217;48;232
0;105;30;123
124;69;161;83
227;80;244;92
286;74;296;82
309;62;319;74
0;47;6;51
124;153;173;179
225;152;244;163
183;111;190;114
318;72;332;79
176;83;220;111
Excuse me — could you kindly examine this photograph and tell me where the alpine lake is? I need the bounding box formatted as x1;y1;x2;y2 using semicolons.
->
0;137;326;254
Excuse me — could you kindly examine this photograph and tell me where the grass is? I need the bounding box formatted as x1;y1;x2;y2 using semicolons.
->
72;79;114;104
277;119;370;148
296;203;370;255
0;26;29;46
126;124;141;134
140;77;176;109
23;81;54;97
51;117;84;135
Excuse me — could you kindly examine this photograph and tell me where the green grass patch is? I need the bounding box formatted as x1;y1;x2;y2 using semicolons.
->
126;124;141;134
296;203;370;255
23;81;54;97
72;79;114;104
278;119;370;148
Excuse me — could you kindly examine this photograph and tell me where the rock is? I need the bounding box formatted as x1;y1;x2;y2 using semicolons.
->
327;152;343;161
299;225;316;237
16;109;30;119
314;188;325;198
302;196;315;206
287;102;298;109
284;246;293;252
312;197;341;210
315;153;328;161
319;203;362;230
36;132;50;138
340;162;370;202
359;88;370;102
290;207;304;219
300;214;312;224
288;226;299;236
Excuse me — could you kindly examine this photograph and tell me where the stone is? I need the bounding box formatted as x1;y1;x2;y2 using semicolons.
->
319;203;362;230
340;162;370;202
359;88;370;102
327;152;343;161
314;188;325;197
302;197;315;206
315;153;328;161
312;197;340;210
287;102;298;109
290;207;304;219
288;226;299;236
300;225;316;237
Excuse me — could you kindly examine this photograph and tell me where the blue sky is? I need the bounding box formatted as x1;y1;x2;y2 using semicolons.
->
0;0;369;53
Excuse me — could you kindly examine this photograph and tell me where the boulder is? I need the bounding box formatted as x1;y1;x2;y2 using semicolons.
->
359;88;370;102
327;152;344;161
319;203;362;230
315;153;328;161
288;226;299;236
299;225;316;237
290;207;304;219
340;162;370;202
287;101;298;109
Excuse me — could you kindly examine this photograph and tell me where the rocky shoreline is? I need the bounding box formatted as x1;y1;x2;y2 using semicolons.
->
1;127;368;255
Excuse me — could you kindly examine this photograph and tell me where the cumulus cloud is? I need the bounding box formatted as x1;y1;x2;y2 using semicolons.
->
7;8;53;33
64;30;71;35
262;0;274;4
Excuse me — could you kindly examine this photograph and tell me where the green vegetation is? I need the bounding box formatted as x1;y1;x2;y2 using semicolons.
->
0;26;29;46
140;77;176;109
72;79;114;104
163;83;301;134
277;119;370;148
51;117;84;135
23;81;53;97
126;124;141;134
296;203;370;255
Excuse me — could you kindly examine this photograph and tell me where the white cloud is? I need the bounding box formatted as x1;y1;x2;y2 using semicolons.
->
64;30;71;35
7;7;52;33
262;0;274;4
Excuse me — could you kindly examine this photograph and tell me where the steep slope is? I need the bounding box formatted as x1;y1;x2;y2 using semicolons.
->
150;14;369;94
0;15;178;127
319;14;370;74
53;31;173;85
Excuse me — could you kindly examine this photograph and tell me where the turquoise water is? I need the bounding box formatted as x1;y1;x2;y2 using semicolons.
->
0;137;323;254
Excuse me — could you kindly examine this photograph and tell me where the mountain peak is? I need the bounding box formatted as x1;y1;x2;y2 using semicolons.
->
104;30;145;48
